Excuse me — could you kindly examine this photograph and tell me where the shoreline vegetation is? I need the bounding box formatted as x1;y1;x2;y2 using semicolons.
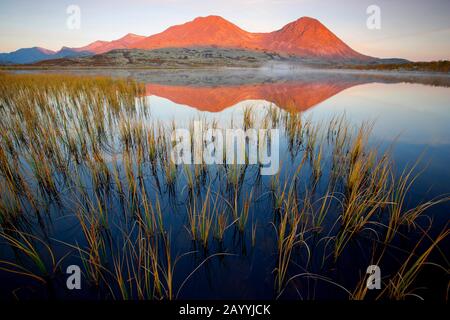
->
337;60;450;73
1;61;449;76
0;47;448;74
0;72;448;300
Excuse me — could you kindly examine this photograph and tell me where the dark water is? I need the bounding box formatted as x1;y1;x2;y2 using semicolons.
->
144;71;450;300
1;69;449;300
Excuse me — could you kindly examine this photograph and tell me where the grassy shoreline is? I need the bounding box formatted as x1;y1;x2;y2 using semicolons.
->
2;62;449;76
336;60;450;73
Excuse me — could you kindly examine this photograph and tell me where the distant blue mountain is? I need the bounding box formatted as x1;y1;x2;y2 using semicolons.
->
0;46;93;64
0;47;54;64
53;47;92;59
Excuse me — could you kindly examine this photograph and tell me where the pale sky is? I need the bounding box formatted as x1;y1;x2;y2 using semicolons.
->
0;0;449;61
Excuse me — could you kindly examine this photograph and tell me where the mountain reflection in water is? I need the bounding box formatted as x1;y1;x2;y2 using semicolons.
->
142;69;450;112
145;81;358;111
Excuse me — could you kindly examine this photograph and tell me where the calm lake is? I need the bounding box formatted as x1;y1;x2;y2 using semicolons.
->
72;68;450;210
1;68;449;300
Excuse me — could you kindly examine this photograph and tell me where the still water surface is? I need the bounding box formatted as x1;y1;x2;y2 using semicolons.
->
3;68;449;300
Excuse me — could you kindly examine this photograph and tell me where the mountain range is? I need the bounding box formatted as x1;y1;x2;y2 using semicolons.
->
0;15;378;65
0;46;92;64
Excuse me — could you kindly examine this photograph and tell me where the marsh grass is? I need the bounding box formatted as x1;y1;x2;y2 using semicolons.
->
382;227;450;300
0;72;447;300
186;187;215;246
0;228;57;284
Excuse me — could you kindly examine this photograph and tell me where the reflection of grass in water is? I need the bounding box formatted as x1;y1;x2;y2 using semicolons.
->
0;72;448;300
